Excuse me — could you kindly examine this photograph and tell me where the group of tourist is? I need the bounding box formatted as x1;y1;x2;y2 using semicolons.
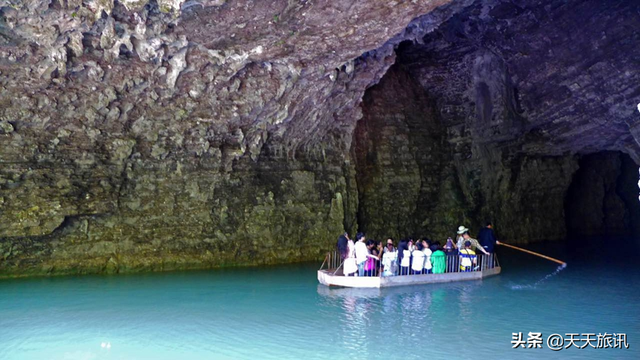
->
336;223;499;277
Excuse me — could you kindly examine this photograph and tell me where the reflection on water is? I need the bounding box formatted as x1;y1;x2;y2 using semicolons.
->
1;246;639;360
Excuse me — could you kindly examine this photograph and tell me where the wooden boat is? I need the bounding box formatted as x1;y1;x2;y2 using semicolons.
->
318;251;501;288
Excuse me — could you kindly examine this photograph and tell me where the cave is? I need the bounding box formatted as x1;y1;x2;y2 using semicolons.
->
565;152;640;241
1;0;639;277
4;2;640;359
353;0;640;246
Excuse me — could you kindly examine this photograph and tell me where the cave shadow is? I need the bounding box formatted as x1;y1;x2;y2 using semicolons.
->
564;151;640;258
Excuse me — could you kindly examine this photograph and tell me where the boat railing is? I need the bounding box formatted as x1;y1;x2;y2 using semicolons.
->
319;251;345;275
320;250;499;277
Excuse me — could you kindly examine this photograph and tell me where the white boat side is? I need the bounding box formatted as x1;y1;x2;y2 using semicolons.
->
318;267;501;288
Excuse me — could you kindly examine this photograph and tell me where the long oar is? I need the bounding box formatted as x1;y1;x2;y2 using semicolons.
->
499;242;567;267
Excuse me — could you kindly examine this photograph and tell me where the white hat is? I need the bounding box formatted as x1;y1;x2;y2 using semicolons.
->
457;226;469;234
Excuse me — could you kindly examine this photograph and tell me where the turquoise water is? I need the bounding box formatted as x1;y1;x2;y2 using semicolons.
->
1;245;638;359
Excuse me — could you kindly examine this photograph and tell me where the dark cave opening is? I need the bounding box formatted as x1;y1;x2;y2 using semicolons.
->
564;152;640;246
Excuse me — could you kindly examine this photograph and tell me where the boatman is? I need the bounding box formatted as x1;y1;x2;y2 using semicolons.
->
478;222;500;253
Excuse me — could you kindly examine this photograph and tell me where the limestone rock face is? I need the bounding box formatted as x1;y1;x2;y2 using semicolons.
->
0;0;639;277
0;0;453;276
354;64;580;243
354;0;640;243
396;0;640;159
355;65;453;241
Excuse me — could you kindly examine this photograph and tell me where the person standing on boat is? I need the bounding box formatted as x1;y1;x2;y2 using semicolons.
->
431;243;446;274
337;234;349;260
443;236;457;271
478;222;500;253
421;239;433;274
355;233;378;277
364;240;380;276
381;239;397;276
455;226;466;250
397;240;411;276
444;236;457;254
456;226;489;256
383;238;396;253
343;234;358;276
459;241;477;272
411;241;426;275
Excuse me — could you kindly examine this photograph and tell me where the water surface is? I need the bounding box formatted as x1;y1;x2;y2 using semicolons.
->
1;245;638;359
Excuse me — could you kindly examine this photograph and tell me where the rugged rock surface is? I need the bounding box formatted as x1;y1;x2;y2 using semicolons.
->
0;0;639;277
0;0;456;276
355;0;640;243
355;63;580;243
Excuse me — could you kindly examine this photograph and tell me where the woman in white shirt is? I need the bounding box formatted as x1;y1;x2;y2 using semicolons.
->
343;236;357;276
421;239;433;274
397;240;411;276
354;233;379;277
381;244;397;276
411;242;426;275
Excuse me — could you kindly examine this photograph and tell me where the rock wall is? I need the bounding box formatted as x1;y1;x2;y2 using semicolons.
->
354;64;580;243
1;0;639;277
357;0;640;244
355;65;452;241
0;154;350;276
1;0;455;277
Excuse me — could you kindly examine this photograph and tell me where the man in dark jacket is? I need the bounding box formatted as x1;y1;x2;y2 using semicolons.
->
478;222;500;253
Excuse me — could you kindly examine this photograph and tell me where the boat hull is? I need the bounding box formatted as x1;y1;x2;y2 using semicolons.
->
318;267;501;288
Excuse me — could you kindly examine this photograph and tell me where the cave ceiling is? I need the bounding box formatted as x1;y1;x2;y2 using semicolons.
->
396;0;640;161
1;0;637;161
0;0;457;163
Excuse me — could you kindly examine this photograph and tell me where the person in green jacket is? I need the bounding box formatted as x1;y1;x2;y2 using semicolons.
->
430;242;447;274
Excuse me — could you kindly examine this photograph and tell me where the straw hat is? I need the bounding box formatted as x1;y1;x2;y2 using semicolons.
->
457;226;469;234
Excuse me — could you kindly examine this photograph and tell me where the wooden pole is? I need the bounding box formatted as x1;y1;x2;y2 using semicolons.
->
319;252;329;270
498;242;567;267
